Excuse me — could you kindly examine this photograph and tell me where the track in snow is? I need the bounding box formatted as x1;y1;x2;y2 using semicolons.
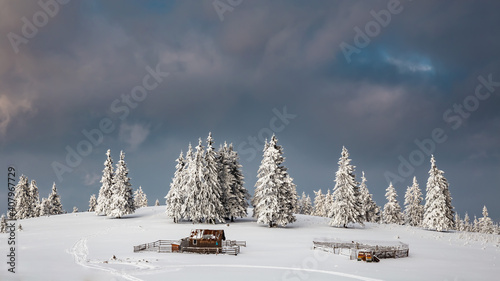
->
68;233;144;281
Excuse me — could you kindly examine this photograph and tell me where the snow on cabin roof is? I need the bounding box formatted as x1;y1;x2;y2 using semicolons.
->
189;229;226;240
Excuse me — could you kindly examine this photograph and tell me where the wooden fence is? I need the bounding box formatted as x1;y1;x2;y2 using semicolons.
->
134;239;246;255
313;241;409;260
133;240;180;253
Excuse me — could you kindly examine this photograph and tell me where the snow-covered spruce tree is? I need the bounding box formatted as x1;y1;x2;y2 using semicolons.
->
219;143;249;221
297;192;308;214
303;195;313;215
472;216;479;232
199;133;225;224
478;206;495;234
88;194;97;212
108;151;135;218
14;175;31;220
39;198;51;216
165;151;187;223
462;213;471;232
325;189;334;218
422;155;454;232
217;143;234;220
48;182;64;215
312;189;327;217
403;176;424;226
329;147;363;228
358;172;380;223
155;199;160;206
96;149;114;216
133;186;148;208
454;213;462;231
184;137;223;223
382;182;403;225
73;206;78;213
253;135;297;227
298;192;313;215
28;180;41;218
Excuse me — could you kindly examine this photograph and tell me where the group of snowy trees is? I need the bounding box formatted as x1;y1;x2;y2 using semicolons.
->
311;147;380;227
306;149;498;234
10;175;63;219
94;150;135;218
165;133;250;224
379;155;455;232
252;135;298;227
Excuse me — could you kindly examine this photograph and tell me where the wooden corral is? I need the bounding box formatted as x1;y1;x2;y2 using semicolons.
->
313;240;409;261
133;229;246;256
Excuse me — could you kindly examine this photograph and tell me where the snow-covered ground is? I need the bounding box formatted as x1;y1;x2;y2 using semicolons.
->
1;206;499;281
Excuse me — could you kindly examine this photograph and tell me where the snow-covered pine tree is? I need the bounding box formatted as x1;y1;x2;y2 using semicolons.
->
39;198;51;216
297;192;308;214
382;182;403;225
462;212;471;232
478;205;494;234
403;176;424;226
422;155;454;232
48;182;64;215
88;194;97;212
108;151;135;218
155;199;160;206
221;143;249;221
199;133;225;224
303;195;313;215
325;189;334;218
454;213;462;231
166;151;187;223
251;139;270;219
13;175;31;220
217;142;234;220
0;214;6;233
28;180;41;218
358;172;380;223
281;174;298;223
312;189;327;217
133;186;148;208
96;149;114;216
253;135;296;227
329;147;363;228
73;206;78;213
472;216;479;232
184;139;208;222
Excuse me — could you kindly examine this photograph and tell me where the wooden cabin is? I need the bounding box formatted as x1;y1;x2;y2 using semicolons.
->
180;229;226;254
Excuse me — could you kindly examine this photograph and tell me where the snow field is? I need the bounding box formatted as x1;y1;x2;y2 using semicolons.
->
0;206;499;281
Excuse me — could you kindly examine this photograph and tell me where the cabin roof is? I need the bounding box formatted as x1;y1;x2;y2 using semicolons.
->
189;229;226;241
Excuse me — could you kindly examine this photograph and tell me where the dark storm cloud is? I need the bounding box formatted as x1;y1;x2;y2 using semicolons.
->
1;0;499;220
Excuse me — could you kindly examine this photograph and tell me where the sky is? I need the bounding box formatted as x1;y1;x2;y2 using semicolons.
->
1;0;499;221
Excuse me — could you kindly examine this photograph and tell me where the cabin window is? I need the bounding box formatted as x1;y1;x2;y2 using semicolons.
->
193;239;197;245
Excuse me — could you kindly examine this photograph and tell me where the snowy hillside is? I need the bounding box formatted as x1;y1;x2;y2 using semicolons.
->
1;206;499;281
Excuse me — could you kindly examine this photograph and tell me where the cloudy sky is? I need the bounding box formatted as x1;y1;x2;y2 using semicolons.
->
1;0;499;221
